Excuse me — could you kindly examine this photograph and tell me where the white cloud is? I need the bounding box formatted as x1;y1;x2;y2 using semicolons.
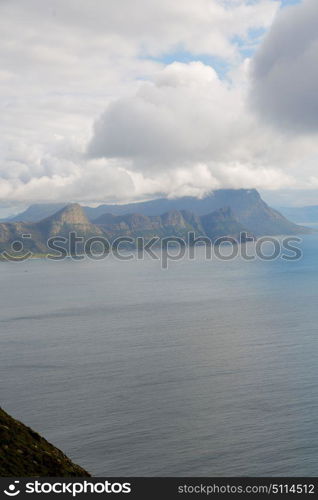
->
89;62;244;164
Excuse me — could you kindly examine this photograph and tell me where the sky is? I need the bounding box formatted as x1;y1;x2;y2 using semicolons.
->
0;0;317;216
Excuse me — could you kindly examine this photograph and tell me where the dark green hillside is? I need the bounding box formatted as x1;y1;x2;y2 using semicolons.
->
0;407;90;477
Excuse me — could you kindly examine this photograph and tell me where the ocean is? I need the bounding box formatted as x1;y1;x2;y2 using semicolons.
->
1;234;318;476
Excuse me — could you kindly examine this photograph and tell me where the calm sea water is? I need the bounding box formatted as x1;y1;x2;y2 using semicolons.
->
1;235;318;476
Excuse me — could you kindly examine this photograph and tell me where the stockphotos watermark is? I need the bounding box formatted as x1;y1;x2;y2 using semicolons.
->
2;479;132;497
0;231;303;268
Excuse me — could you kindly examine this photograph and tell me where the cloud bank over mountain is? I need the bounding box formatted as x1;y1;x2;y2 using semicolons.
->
0;0;317;211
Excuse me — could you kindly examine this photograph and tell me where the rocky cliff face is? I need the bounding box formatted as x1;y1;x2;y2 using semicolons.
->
94;207;252;241
95;210;193;238
0;407;90;477
0;204;105;256
0;222;47;254
95;212;161;234
201;207;253;241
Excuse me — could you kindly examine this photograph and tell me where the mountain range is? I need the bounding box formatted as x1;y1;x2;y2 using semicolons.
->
6;189;310;235
0;204;254;256
0;190;312;257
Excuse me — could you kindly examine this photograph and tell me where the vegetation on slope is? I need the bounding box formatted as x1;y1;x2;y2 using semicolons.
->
0;407;90;477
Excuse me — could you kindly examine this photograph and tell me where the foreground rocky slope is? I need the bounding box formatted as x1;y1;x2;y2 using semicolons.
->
0;407;90;477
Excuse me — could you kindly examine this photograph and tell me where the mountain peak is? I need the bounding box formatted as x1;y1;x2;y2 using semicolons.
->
38;203;103;238
46;203;90;225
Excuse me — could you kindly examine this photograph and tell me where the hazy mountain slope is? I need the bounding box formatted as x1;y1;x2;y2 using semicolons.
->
95;209;202;239
0;407;90;477
278;206;318;224
9;203;67;222
94;207;252;241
